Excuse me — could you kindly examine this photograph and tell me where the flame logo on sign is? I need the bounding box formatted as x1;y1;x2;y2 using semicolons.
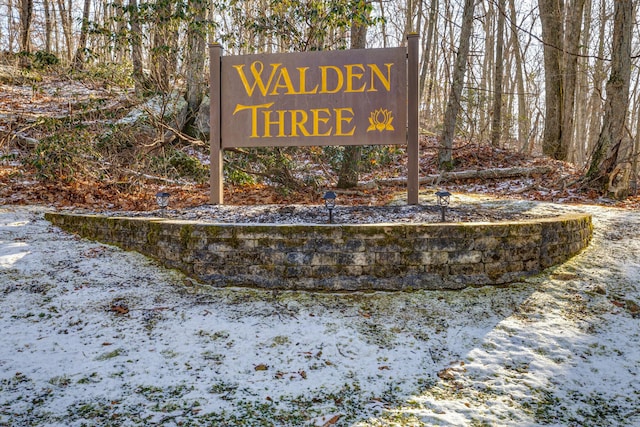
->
367;108;395;132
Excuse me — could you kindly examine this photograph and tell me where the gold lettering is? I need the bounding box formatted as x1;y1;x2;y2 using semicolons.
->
320;66;343;93
290;110;311;137
262;109;287;137
233;103;274;138
310;109;332;136
297;67;319;94
270;67;297;95
345;64;366;93
367;63;393;92
334;108;355;136
233;62;281;97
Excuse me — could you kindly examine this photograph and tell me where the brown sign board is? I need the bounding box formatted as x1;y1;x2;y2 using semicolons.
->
220;48;407;148
210;35;419;205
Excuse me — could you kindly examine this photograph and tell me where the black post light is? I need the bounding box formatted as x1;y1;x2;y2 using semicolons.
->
435;190;451;222
156;192;170;213
322;191;337;224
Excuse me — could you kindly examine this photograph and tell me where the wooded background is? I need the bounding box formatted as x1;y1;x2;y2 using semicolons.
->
1;0;638;197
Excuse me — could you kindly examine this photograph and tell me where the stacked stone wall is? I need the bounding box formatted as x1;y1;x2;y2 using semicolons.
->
45;213;592;291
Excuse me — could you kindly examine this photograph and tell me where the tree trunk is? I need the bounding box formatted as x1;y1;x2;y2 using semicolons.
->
18;0;33;66
439;0;475;169
173;0;207;139
586;0;633;199
419;0;438;104
570;0;591;166
43;0;52;53
377;0;388;47
491;0;506;147
539;0;564;159
586;0;607;162
72;0;91;69
337;0;368;189
559;0;586;162
56;0;73;62
151;0;174;92
129;0;144;94
479;0;493;142
508;0;529;150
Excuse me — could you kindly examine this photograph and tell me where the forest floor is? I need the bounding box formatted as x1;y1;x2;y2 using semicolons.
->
1;73;640;426
1;69;639;212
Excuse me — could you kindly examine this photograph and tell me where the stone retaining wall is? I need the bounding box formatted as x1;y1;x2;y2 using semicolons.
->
45;212;592;291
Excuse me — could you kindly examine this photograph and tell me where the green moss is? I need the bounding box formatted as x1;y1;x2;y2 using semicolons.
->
146;222;162;245
180;224;195;247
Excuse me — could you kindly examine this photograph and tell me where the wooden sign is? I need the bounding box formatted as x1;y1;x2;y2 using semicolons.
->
210;34;419;204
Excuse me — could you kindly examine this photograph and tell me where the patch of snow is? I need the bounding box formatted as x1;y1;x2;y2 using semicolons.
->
1;200;639;425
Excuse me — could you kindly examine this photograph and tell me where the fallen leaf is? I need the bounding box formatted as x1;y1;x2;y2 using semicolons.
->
254;364;268;371
109;304;129;315
437;368;456;381
322;414;341;426
625;299;639;314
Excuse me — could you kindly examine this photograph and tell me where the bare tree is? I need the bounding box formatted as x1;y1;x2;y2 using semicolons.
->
56;0;73;62
43;0;52;53
18;0;33;65
129;0;145;94
586;0;633;198
491;0;506;147
72;0;91;69
439;0;475;169
560;0;586;161
539;0;564;159
508;0;529;151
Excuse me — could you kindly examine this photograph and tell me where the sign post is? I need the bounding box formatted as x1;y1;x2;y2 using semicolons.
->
209;43;223;205
407;34;419;205
210;36;419;205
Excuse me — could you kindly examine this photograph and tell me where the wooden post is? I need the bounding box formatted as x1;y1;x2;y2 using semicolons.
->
407;34;420;205
209;44;223;204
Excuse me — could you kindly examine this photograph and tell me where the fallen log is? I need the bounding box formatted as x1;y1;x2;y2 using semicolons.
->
375;166;553;187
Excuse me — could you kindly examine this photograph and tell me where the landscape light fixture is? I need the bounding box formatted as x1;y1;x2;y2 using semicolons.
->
156;192;170;211
435;190;451;222
322;191;337;224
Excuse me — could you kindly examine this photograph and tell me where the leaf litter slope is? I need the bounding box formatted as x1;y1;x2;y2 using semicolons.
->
0;201;639;426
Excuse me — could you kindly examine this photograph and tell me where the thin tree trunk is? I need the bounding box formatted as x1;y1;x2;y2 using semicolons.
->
43;0;52;53
570;0;591;166
7;0;14;53
56;0;73;62
439;0;475;169
560;0;586;162
586;0;607;162
491;0;506;147
508;0;528;149
419;0;438;103
377;0;388;47
72;0;91;69
18;0;33;66
177;0;207;139
479;0;493;142
129;0;144;94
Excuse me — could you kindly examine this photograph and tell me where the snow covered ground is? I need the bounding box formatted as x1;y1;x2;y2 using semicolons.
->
1;199;639;426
